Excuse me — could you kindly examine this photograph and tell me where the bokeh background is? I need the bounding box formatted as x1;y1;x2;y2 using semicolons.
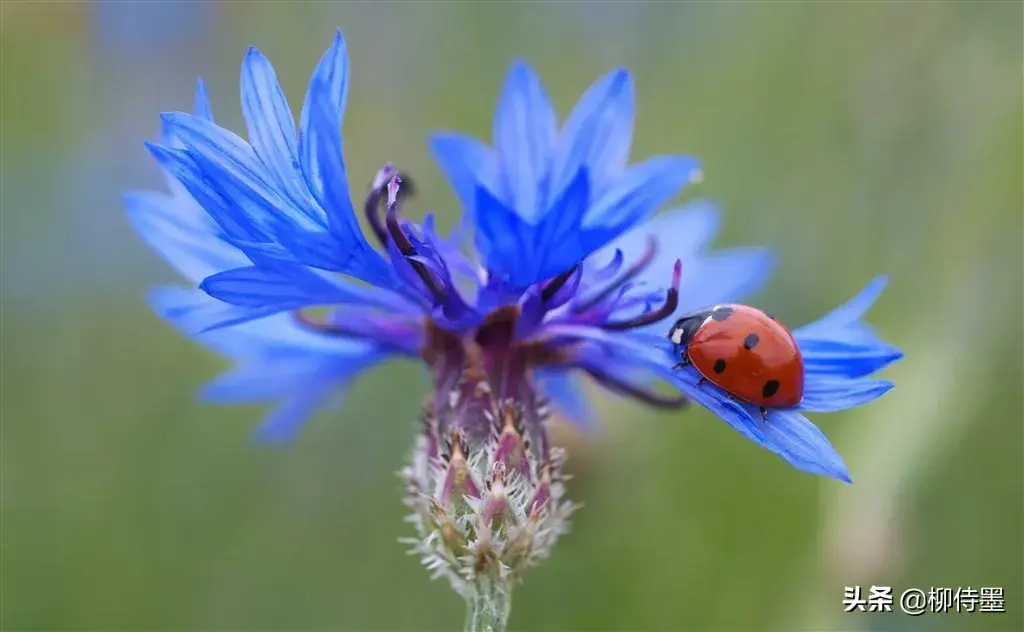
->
2;1;1021;631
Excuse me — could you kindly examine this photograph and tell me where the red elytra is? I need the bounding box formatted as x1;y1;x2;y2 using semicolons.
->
668;304;805;410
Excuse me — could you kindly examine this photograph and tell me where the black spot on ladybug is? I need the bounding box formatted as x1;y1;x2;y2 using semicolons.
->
710;307;734;322
713;359;727;373
762;379;780;398
743;333;760;350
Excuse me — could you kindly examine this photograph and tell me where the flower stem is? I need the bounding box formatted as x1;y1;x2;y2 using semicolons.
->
464;578;513;632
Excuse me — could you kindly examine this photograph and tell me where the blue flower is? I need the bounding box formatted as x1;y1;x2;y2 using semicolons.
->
430;60;702;290
129;29;791;461
544;276;903;483
126;74;393;443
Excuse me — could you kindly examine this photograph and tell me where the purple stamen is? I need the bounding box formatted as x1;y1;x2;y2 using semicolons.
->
601;260;682;331
574;236;658;313
584;366;690;409
363;164;395;246
540;264;580;303
384;173;449;304
291;310;423;352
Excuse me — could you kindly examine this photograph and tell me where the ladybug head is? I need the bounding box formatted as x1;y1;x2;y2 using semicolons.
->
667;309;712;348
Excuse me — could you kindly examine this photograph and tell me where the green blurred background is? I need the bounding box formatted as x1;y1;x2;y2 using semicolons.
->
2;2;1021;630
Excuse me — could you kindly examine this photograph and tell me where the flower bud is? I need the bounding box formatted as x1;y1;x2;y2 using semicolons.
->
400;371;575;597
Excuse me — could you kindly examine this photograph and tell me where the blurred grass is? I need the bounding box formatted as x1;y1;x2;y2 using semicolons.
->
2;1;1021;631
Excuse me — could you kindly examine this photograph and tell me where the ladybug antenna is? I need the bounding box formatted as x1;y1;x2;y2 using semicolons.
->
601;260;682;331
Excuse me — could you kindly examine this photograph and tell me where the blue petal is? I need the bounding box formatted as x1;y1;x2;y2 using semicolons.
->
592;201;721;273
193;78;214;122
149;286;285;336
652;362;851;481
662;350;851;482
160;113;279;205
760;410;851;483
794;275;889;340
160;290;380;359
201;358;345;402
582;155;701;232
145;143;265;243
672;247;776;314
536;370;596;429
493;60;557;221
476;169;591;288
124;190;246;283
199;263;411;318
200;335;383;399
800;377;894;413
473;183;530;279
299;29;350;207
200;265;334;308
161;82;215;184
152;286;388;444
163;79;215;146
799;337;904;379
240;47;310;210
660;371;851;482
270;225;376;274
429;132;505;217
192;153;307;242
794;275;902;379
207;355;380;445
158;113;323;235
528;170;591;279
251;386;337;444
151;284;388;444
301;78;353;240
305;80;396;285
550;68;635;200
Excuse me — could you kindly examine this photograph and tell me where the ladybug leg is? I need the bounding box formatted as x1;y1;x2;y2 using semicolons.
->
721;393;770;423
672;352;691;371
696;377;709;387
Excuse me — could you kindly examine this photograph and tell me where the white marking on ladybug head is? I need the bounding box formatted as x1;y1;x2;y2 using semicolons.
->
670;327;685;345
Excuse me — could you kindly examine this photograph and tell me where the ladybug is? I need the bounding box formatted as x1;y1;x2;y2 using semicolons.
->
668;304;804;421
